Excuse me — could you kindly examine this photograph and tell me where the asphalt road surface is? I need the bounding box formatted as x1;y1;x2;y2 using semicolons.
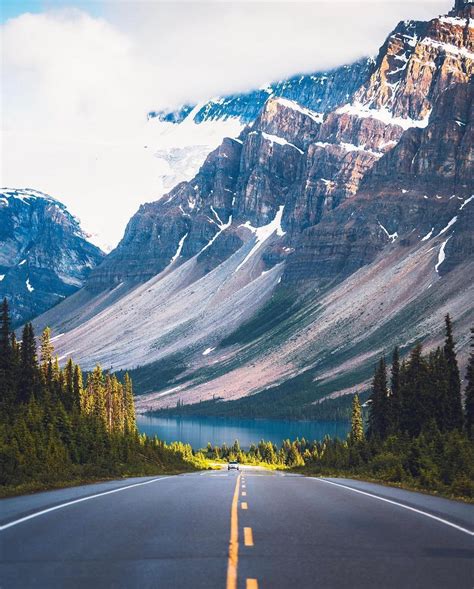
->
1;467;473;588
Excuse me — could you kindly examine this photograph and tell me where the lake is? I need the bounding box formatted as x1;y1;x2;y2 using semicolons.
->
136;415;350;449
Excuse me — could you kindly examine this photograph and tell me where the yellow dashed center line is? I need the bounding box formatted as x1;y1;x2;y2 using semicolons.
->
241;502;248;510
244;527;254;547
246;579;259;589
226;473;241;589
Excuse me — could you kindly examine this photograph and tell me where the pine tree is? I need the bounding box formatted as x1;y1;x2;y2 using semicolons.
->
18;323;39;403
73;364;84;413
350;393;364;443
104;374;113;432
111;376;125;433
88;366;106;425
9;332;20;401
465;328;474;437
388;346;401;434
0;298;12;404
399;344;432;437
40;328;54;375
443;314;463;430
367;358;389;440
63;359;75;412
123;373;136;435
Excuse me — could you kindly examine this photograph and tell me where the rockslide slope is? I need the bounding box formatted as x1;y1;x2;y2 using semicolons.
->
32;3;474;416
1;189;104;326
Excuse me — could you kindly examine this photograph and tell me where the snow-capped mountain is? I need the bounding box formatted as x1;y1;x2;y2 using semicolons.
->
150;57;373;125
0;188;104;326
146;58;373;199
31;2;474;417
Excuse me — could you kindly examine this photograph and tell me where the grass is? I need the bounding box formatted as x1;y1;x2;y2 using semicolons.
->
219;289;302;347
0;461;214;498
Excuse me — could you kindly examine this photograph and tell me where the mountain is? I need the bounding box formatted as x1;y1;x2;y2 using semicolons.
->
31;2;474;417
150;57;373;125
0;188;104;326
147;58;373;203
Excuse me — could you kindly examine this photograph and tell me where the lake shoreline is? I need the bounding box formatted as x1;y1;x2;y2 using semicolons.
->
136;414;351;450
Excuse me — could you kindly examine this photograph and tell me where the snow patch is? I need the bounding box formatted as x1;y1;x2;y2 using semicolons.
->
435;237;451;274
321;179;335;188
437;216;457;236
261;131;304;155
438;16;473;28
0;275;5;282
236;206;286;271
421;227;434;241
378;222;398;243
210;205;223;226
26;278;34;292
202;347;215;356
336;102;431;130
459;195;474;211
199;212;232;254
170;233;189;264
420;38;474;60
273;98;324;123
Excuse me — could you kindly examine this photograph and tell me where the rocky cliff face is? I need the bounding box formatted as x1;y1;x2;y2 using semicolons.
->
0;189;104;326
31;3;474;416
285;81;474;283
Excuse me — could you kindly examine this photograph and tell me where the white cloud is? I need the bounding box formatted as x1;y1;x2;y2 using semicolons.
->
1;1;452;248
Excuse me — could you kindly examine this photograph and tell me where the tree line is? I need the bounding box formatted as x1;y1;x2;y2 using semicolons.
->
0;299;205;493
204;316;474;498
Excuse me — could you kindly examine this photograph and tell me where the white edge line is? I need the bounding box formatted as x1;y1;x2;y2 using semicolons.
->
314;478;474;536
0;477;166;532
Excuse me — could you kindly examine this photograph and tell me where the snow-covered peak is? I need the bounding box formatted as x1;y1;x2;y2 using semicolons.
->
0;187;60;206
0;187;101;248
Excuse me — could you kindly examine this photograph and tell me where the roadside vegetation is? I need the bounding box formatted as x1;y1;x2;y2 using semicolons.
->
0;300;207;497
204;317;474;500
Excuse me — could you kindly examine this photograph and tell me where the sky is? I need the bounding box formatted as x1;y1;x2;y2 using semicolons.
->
1;0;453;249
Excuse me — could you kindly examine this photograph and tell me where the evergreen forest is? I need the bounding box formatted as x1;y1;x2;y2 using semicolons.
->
202;317;474;499
0;299;206;496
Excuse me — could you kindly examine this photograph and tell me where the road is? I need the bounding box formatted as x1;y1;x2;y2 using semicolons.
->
1;467;473;588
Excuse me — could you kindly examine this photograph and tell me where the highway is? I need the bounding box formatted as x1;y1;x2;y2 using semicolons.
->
1;467;473;588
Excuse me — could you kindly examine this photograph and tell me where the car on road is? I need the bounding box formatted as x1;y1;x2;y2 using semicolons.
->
228;461;239;471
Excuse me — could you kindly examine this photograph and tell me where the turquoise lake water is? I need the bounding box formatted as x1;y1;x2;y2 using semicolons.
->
136;415;350;449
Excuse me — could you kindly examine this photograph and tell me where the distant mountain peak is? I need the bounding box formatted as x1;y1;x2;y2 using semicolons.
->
0;187;104;326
